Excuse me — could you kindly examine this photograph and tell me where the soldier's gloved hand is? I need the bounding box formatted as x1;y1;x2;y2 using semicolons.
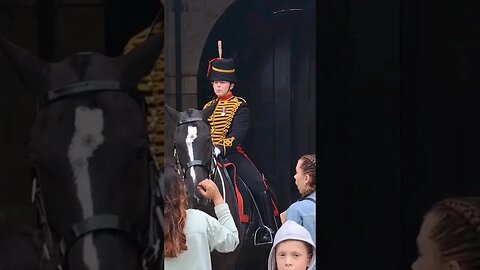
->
214;146;225;157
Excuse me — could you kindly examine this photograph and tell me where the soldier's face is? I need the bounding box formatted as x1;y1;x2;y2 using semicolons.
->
212;81;234;98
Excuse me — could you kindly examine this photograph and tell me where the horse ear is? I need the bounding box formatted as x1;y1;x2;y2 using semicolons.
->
113;34;163;84
164;104;178;164
165;104;179;139
0;37;49;95
201;102;216;121
165;104;179;124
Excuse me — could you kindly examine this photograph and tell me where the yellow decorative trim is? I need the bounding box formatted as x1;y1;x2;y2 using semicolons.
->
212;66;235;73
222;137;235;147
123;21;164;169
207;96;245;150
237;97;247;104
203;99;216;110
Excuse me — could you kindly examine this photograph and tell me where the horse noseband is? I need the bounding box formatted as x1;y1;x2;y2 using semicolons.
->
65;214;139;253
184;160;211;174
38;80;144;108
175;117;214;178
178;117;203;125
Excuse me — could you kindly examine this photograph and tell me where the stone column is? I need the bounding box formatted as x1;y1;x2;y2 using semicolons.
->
164;0;234;110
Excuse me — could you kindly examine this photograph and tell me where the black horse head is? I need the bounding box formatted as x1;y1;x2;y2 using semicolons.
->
165;104;246;270
0;35;162;270
165;105;216;207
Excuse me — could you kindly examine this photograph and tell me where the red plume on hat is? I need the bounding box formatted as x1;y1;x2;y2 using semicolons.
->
206;57;223;78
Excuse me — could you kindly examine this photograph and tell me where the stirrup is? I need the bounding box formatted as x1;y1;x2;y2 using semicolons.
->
253;225;274;246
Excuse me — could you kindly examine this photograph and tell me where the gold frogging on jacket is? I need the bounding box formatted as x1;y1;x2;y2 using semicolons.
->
203;96;246;153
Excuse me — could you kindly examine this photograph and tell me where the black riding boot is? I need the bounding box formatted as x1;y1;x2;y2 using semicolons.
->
253;191;277;245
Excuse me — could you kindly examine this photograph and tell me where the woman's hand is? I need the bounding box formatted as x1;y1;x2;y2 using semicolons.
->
197;179;224;206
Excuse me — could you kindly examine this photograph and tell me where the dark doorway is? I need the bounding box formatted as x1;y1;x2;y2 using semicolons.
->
197;0;316;212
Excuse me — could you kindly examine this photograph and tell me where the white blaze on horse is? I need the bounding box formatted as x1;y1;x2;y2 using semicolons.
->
68;107;105;268
165;105;281;270
0;34;164;270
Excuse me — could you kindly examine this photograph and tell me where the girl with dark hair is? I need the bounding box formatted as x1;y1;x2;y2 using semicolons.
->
163;166;239;270
412;197;480;270
280;154;316;270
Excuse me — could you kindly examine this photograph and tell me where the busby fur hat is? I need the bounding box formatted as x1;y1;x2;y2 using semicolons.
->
206;58;236;83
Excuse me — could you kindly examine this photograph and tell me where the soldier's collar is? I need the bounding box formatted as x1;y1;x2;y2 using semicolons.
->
218;92;234;101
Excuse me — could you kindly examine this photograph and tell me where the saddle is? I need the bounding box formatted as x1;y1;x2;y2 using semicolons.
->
216;161;250;223
216;160;280;224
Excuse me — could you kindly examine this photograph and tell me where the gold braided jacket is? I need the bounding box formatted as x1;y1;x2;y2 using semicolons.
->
203;94;248;154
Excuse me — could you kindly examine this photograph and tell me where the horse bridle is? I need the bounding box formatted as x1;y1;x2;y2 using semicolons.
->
31;80;162;270
173;117;215;180
38;79;145;108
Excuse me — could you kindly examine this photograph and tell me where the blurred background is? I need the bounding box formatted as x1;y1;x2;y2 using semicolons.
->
0;0;162;233
317;0;480;269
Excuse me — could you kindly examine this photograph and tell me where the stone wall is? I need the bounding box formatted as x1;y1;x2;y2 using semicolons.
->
163;0;234;110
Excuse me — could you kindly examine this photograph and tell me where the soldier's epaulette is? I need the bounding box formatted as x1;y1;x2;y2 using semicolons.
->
236;96;247;104
203;99;217;110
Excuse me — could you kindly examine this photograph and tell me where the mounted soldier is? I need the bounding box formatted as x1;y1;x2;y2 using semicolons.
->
202;46;279;245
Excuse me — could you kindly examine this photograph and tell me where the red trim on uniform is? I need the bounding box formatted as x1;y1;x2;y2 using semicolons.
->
217;161;249;223
219;92;234;101
235;145;280;217
235;145;267;188
271;198;280;217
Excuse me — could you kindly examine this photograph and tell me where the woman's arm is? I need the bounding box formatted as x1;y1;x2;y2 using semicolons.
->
285;203;304;226
197;179;240;252
206;204;239;252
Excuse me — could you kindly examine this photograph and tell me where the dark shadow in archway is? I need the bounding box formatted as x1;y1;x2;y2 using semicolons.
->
198;0;316;212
